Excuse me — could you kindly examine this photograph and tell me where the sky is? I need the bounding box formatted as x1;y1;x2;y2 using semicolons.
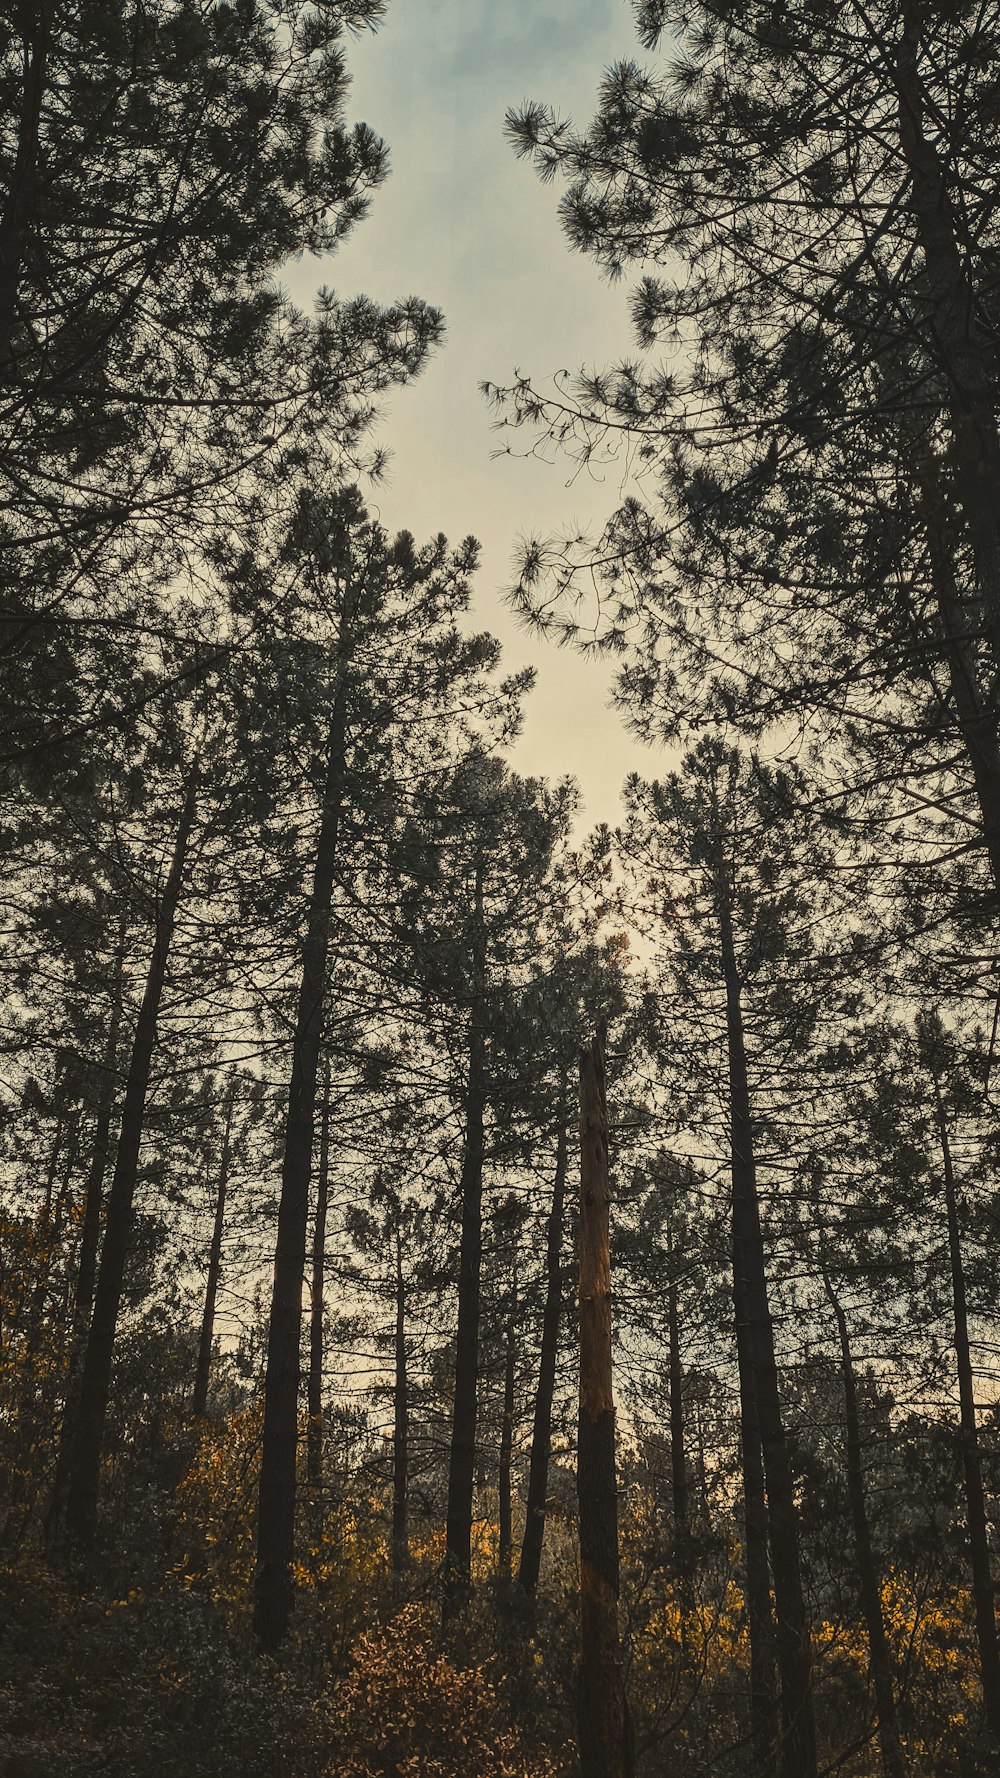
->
286;0;654;831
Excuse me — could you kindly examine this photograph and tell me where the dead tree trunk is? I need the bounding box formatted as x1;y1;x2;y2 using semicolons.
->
252;676;350;1655
60;778;197;1555
392;1224;408;1589
821;1271;906;1778
932;1076;1000;1746
518;1075;569;1598
306;1063;332;1498
443;855;487;1623
192;1079;237;1418
576;1030;629;1778
720;890;816;1778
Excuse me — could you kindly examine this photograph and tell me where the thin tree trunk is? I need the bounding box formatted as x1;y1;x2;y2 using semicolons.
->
498;1259;517;1582
391;1225;408;1589
443;854;486;1623
0;0;48;374
821;1271;906;1778
933;1077;1000;1744
518;1075;569;1599
192;1079;237;1418
76;908;128;1316
720;890;816;1778
667;1247;688;1545
576;1029;629;1778
59;778;197;1555
917;460;1000;894
306;1062;331;1496
896;2;1000;664
737;1273;779;1778
252;680;350;1654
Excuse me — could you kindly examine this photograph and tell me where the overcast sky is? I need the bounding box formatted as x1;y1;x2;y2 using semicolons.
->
288;0;657;830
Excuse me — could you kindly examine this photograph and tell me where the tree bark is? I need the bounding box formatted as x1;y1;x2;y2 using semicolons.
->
736;1270;779;1778
192;1079;237;1418
498;1260;517;1582
518;1078;569;1598
60;778;197;1555
306;1062;331;1497
821;1271;906;1778
666;1236;688;1545
443;854;487;1623
720;889;816;1778
896;2;1000;666
252;680;350;1655
576;1030;629;1778
0;0;48;374
391;1224;408;1589
932;1077;1000;1745
915;459;1000;895
76;908;128;1316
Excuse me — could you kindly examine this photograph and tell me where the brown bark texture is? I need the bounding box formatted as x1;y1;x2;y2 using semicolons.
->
306;1063;331;1493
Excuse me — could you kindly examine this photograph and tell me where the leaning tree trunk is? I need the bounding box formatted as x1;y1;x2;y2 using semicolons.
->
896;1;1000;668
497;1259;518;1583
822;1270;906;1778
443;855;487;1624
306;1062;332;1500
192;1079;237;1418
932;1077;1000;1745
252;682;350;1655
719;891;816;1778
518;1074;569;1599
59;778;197;1555
576;1030;630;1778
392;1225;409;1590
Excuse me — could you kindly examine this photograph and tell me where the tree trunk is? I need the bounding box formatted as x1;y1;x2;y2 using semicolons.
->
822;1271;906;1778
392;1224;408;1589
192;1079;237;1418
59;778;197;1555
720;891;816;1778
737;1273;779;1778
0;0;48;374
896;2;1000;666
916;460;1000;895
666;1240;688;1545
498;1260;517;1582
76;908;128;1316
252;683;349;1655
933;1078;1000;1744
576;1030;629;1778
518;1075;569;1599
443;854;487;1623
306;1062;331;1498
